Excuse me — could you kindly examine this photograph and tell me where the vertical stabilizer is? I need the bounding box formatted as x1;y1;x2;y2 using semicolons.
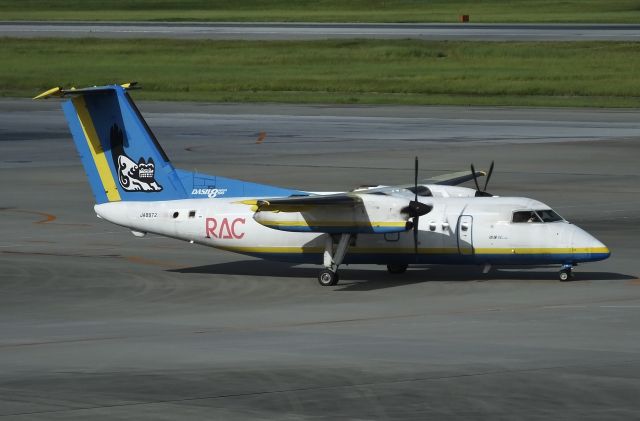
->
36;83;304;202
51;84;187;203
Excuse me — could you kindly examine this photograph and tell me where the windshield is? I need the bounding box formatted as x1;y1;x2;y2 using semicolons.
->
535;209;564;222
512;209;564;223
512;210;541;223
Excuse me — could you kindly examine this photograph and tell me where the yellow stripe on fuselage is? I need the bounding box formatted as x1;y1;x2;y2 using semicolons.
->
73;96;121;202
474;247;609;254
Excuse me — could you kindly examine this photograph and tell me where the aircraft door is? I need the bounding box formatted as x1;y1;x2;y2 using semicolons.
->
457;215;474;255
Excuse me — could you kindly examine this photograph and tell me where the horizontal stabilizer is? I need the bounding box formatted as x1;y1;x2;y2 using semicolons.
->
34;82;139;100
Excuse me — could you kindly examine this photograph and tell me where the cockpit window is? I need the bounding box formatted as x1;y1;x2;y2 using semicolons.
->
535;209;564;222
512;210;542;223
513;209;565;223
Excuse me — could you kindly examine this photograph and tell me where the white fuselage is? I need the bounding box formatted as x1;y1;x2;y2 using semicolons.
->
95;194;609;267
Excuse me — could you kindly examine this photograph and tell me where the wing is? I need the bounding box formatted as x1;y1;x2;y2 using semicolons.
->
423;169;486;186
256;193;360;210
353;169;485;197
247;193;427;234
244;168;476;234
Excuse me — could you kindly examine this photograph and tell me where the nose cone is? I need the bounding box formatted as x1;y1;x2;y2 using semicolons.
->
588;238;610;261
572;226;610;262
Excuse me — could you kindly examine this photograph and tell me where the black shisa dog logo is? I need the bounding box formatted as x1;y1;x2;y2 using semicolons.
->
110;125;163;192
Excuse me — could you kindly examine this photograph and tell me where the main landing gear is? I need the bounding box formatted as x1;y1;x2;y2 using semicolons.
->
559;263;574;282
318;233;351;286
386;263;408;274
318;269;339;286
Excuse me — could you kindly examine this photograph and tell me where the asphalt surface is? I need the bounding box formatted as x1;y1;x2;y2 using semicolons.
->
1;99;639;419
3;21;640;41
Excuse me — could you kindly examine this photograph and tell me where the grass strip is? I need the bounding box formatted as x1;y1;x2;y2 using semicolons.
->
2;0;640;23
3;38;640;108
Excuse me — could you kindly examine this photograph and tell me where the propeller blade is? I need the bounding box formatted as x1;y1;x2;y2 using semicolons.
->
413;215;419;256
414;156;418;203
414;157;419;258
401;200;432;259
483;161;494;191
470;163;481;192
411;157;426;259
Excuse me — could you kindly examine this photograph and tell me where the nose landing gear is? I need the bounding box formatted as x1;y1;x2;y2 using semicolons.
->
559;263;574;282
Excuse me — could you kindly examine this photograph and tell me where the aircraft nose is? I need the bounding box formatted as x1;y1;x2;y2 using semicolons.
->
589;238;610;259
572;226;610;261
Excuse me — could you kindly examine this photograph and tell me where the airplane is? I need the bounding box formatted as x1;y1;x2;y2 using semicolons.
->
35;83;610;286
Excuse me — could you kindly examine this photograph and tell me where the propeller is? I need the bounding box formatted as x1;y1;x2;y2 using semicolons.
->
471;161;495;197
402;156;432;257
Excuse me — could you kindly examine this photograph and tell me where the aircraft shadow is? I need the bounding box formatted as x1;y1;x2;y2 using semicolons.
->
169;260;635;291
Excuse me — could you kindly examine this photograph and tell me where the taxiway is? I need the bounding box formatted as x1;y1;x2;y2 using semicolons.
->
1;99;639;419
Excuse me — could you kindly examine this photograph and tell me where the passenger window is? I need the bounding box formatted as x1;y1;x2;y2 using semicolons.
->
512;211;541;223
189;210;196;218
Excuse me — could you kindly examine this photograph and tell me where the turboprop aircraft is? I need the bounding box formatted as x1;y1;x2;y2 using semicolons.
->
35;83;610;286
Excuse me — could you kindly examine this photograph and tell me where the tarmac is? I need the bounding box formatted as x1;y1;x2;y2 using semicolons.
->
1;99;639;419
3;22;640;41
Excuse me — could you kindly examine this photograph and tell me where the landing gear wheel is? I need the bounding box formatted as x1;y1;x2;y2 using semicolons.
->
387;264;408;274
318;269;339;286
559;268;573;282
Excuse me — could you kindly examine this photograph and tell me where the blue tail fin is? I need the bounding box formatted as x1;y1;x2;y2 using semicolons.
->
36;83;304;202
54;84;187;203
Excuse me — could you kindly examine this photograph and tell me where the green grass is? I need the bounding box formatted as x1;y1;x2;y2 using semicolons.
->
3;0;640;23
4;38;640;107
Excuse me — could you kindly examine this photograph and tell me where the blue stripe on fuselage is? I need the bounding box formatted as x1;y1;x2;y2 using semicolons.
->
227;251;610;265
